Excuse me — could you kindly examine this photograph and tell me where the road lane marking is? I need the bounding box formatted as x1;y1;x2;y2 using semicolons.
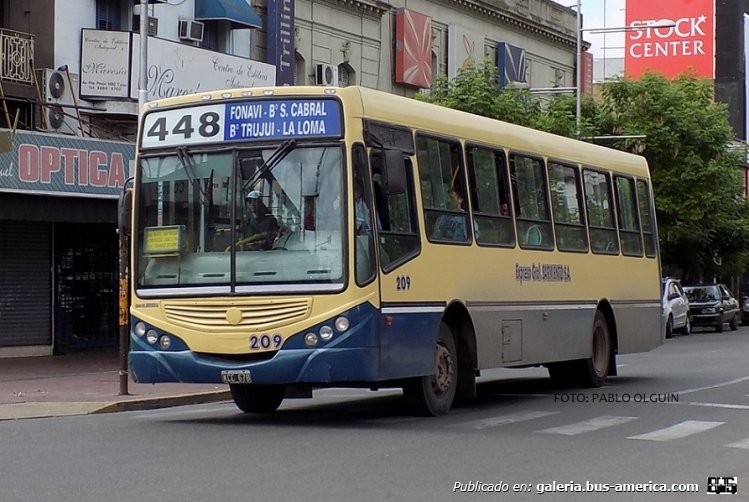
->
455;410;559;430
628;420;723;441
688;402;749;410
726;438;749;449
538;415;638;435
675;376;749;395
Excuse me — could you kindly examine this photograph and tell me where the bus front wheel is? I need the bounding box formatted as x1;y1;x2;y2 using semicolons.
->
230;384;285;413
403;323;457;417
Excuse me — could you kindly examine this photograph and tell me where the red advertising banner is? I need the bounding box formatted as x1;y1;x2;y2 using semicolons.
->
394;9;433;89
625;0;714;79
580;50;593;94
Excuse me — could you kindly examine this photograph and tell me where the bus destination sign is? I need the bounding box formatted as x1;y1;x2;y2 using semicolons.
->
141;98;342;149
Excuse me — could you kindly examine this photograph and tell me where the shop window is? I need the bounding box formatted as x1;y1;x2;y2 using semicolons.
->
295;51;306;85
96;0;124;30
338;63;355;87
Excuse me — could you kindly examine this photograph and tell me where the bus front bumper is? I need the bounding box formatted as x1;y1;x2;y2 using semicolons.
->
129;345;380;385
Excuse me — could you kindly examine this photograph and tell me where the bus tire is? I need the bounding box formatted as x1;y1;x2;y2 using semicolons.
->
403;323;457;416
578;311;611;388
230;384;285;413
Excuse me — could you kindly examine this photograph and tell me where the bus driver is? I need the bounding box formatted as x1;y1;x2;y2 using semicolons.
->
237;190;279;250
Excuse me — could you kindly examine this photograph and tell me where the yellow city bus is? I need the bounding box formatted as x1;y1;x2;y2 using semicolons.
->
128;85;662;416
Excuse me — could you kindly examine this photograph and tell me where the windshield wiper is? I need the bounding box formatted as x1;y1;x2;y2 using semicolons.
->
243;139;297;192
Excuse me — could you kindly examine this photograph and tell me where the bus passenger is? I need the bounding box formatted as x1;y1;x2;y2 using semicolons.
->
238;190;280;250
432;189;468;240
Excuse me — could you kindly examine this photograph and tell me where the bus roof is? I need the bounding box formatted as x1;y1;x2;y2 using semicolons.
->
346;86;649;178
142;85;649;178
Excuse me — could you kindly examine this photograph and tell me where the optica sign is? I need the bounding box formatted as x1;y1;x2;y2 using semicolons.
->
625;0;714;79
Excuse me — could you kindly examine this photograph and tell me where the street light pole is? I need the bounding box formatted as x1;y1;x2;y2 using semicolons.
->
138;0;149;114
120;0;149;396
575;0;582;135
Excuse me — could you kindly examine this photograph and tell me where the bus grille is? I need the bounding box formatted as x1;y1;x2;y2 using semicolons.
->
162;298;312;332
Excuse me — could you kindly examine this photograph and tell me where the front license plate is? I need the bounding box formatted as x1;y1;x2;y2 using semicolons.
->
221;370;252;384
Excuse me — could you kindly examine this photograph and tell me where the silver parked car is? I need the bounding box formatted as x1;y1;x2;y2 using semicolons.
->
662;278;690;338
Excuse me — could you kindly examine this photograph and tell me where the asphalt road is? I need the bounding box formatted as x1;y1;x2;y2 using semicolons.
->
2;327;747;502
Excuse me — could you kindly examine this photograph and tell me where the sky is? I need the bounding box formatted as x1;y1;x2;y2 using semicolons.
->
552;0;627;59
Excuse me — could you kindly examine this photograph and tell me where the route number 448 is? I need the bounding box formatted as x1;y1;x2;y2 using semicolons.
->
141;105;226;148
146;112;221;142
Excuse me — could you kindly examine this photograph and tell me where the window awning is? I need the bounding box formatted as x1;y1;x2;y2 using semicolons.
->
195;0;262;29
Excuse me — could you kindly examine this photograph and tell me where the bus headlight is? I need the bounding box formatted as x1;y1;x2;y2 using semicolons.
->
134;322;147;337
158;335;171;350
146;329;159;345
304;332;318;346
334;317;349;332
319;325;334;341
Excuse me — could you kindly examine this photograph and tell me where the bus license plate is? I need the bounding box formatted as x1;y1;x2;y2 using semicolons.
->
221;370;252;384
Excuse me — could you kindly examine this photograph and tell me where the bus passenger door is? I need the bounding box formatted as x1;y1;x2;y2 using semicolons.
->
369;148;434;379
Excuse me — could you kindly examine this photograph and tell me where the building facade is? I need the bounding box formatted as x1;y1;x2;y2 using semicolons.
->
0;0;579;356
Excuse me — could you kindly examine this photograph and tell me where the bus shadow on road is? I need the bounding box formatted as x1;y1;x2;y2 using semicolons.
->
165;375;659;428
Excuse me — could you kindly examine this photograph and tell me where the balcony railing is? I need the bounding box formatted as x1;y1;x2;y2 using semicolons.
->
1;28;34;84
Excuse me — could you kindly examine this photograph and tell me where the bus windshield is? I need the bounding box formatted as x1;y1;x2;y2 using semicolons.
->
135;144;344;293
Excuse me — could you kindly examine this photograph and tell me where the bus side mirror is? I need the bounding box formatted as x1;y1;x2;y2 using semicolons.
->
118;186;133;238
384;149;406;194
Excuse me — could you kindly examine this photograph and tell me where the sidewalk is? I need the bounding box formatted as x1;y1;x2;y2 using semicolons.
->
0;350;230;420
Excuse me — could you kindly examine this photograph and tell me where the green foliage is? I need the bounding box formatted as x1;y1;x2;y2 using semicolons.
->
416;64;749;279
415;59;540;127
599;72;749;280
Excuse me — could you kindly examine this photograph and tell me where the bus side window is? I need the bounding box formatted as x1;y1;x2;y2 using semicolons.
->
615;175;643;257
548;161;588;252
370;150;420;270
583;168;619;255
353;143;376;285
466;145;515;247
416;134;471;244
636;179;657;258
510;154;554;250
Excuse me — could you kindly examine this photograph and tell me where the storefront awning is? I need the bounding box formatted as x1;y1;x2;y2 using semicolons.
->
195;0;262;29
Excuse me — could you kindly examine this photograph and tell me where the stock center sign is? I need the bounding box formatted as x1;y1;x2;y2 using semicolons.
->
141;98;343;149
625;0;714;79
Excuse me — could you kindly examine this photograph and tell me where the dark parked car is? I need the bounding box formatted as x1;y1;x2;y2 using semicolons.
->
683;284;740;332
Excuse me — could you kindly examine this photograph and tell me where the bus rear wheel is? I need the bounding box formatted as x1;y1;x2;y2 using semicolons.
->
578;311;612;388
403;323;457;416
230;384;285;413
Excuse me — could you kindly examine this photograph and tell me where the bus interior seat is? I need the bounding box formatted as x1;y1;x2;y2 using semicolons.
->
525;225;542;246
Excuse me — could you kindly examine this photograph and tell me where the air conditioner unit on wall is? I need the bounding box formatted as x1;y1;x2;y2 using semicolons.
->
37;68;84;136
179;19;204;43
315;64;338;86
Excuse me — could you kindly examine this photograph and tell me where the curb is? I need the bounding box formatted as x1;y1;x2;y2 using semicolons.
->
0;390;232;421
93;390;232;414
